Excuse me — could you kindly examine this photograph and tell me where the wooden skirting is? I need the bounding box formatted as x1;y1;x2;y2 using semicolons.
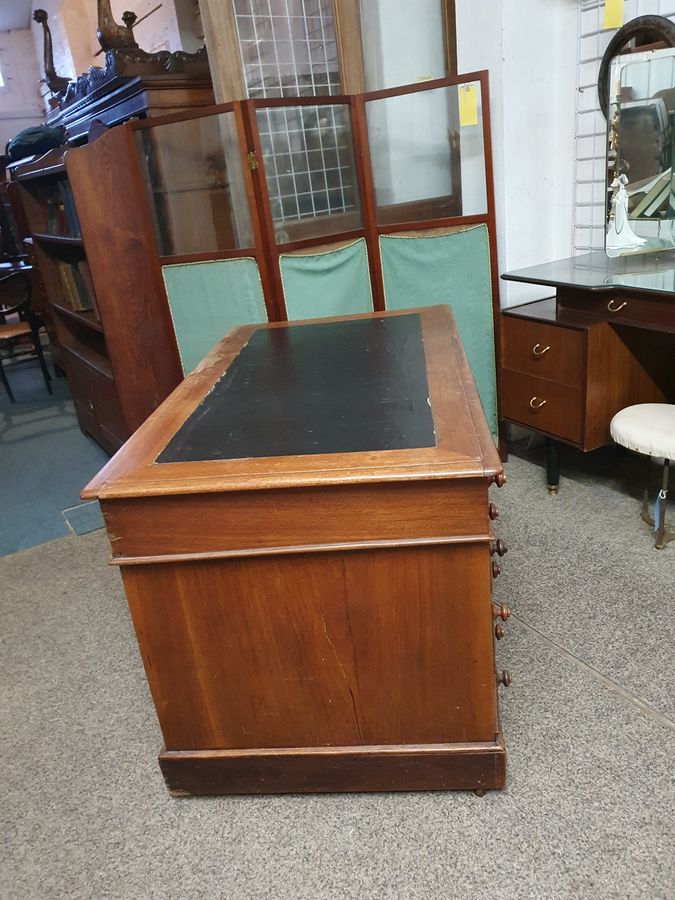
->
160;738;506;796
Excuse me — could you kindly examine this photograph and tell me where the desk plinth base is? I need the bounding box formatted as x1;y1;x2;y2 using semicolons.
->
159;738;506;796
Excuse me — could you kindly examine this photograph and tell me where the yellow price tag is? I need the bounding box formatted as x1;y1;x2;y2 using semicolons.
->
458;84;478;127
603;0;624;29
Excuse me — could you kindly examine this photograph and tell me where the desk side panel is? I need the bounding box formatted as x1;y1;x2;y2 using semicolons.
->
121;542;498;751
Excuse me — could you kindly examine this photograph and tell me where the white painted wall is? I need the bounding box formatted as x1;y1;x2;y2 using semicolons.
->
359;0;446;92
0;28;44;151
456;0;579;307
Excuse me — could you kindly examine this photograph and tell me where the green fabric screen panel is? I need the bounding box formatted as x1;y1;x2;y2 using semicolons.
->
162;257;268;375
280;238;373;320
380;224;498;440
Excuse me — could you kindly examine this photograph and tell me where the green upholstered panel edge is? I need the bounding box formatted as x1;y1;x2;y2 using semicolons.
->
379;224;498;441
161;257;268;375
280;238;374;320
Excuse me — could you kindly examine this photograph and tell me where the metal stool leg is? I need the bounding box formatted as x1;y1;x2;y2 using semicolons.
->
0;357;15;403
655;458;670;550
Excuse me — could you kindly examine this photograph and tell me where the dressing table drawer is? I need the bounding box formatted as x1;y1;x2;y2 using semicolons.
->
558;291;675;332
500;370;583;444
501;316;584;387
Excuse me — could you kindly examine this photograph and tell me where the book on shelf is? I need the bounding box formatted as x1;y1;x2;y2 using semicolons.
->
55;261;94;313
58;181;81;237
46;197;65;235
44;182;81;237
76;260;100;321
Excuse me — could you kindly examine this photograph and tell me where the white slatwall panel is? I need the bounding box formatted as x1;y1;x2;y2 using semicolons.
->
574;0;675;254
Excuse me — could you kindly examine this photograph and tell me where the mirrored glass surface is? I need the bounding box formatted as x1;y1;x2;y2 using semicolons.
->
606;48;675;257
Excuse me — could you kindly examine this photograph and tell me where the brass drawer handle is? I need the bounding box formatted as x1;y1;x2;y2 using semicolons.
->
529;396;547;409
607;299;627;312
532;343;550;357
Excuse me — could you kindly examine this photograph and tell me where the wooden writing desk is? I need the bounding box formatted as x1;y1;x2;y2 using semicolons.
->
84;306;509;795
500;251;675;490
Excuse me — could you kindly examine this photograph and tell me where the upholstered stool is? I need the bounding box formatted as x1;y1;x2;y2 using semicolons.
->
610;404;675;549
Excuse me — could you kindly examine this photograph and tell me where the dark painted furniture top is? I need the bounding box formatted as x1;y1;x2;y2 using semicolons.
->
502;251;675;296
157;314;436;463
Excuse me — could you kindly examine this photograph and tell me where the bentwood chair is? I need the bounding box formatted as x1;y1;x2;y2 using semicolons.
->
0;269;52;402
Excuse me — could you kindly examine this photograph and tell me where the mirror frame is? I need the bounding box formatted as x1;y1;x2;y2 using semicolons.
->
598;15;675;118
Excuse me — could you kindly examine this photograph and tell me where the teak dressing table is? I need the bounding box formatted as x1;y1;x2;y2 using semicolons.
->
500;251;675;490
84;306;510;796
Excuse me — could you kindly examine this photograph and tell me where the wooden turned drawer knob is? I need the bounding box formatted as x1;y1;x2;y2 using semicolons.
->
493;603;511;621
492;561;502;578
493;472;506;488
532;343;550;357
488;502;499;520
490;539;508;557
529;396;547;410
495;623;505;640
497;670;512;687
607;299;627;313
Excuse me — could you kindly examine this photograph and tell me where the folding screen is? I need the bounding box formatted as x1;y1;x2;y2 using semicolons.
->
280;239;373;320
131;103;279;373
161;259;268;375
126;73;500;432
379;225;497;437
245;94;377;321
360;75;499;438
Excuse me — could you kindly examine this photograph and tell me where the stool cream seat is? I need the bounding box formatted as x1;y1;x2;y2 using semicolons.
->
610;403;674;550
610;404;675;458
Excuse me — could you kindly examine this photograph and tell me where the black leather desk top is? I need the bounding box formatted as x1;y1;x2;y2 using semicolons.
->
157;314;436;463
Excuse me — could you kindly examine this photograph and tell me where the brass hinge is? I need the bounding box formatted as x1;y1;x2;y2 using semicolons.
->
246;151;258;171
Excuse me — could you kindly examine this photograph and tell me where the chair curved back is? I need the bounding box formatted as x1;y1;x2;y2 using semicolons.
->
0;269;32;322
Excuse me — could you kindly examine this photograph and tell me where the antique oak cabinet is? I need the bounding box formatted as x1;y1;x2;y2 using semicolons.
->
84;306;510;795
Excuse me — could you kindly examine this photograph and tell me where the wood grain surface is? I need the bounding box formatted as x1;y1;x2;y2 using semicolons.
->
122;543;498;752
159;738;506;795
83;306;503;500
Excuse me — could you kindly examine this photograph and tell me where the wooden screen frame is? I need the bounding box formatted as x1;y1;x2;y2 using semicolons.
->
126;71;500;325
242;93;374;319
358;72;500;323
129;100;283;322
88;69;499;427
240;73;499;327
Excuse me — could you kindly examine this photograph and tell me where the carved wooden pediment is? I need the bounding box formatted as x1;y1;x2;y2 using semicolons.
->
34;2;211;113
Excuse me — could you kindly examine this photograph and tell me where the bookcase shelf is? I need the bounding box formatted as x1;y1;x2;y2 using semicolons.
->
52;301;103;333
8;146;119;452
8;79;214;456
33;233;84;247
60;338;112;380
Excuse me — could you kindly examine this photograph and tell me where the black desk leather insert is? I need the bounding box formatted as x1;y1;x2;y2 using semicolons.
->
157;314;436;463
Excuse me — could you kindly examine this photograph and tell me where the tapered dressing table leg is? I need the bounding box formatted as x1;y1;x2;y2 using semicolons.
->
545;438;559;495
